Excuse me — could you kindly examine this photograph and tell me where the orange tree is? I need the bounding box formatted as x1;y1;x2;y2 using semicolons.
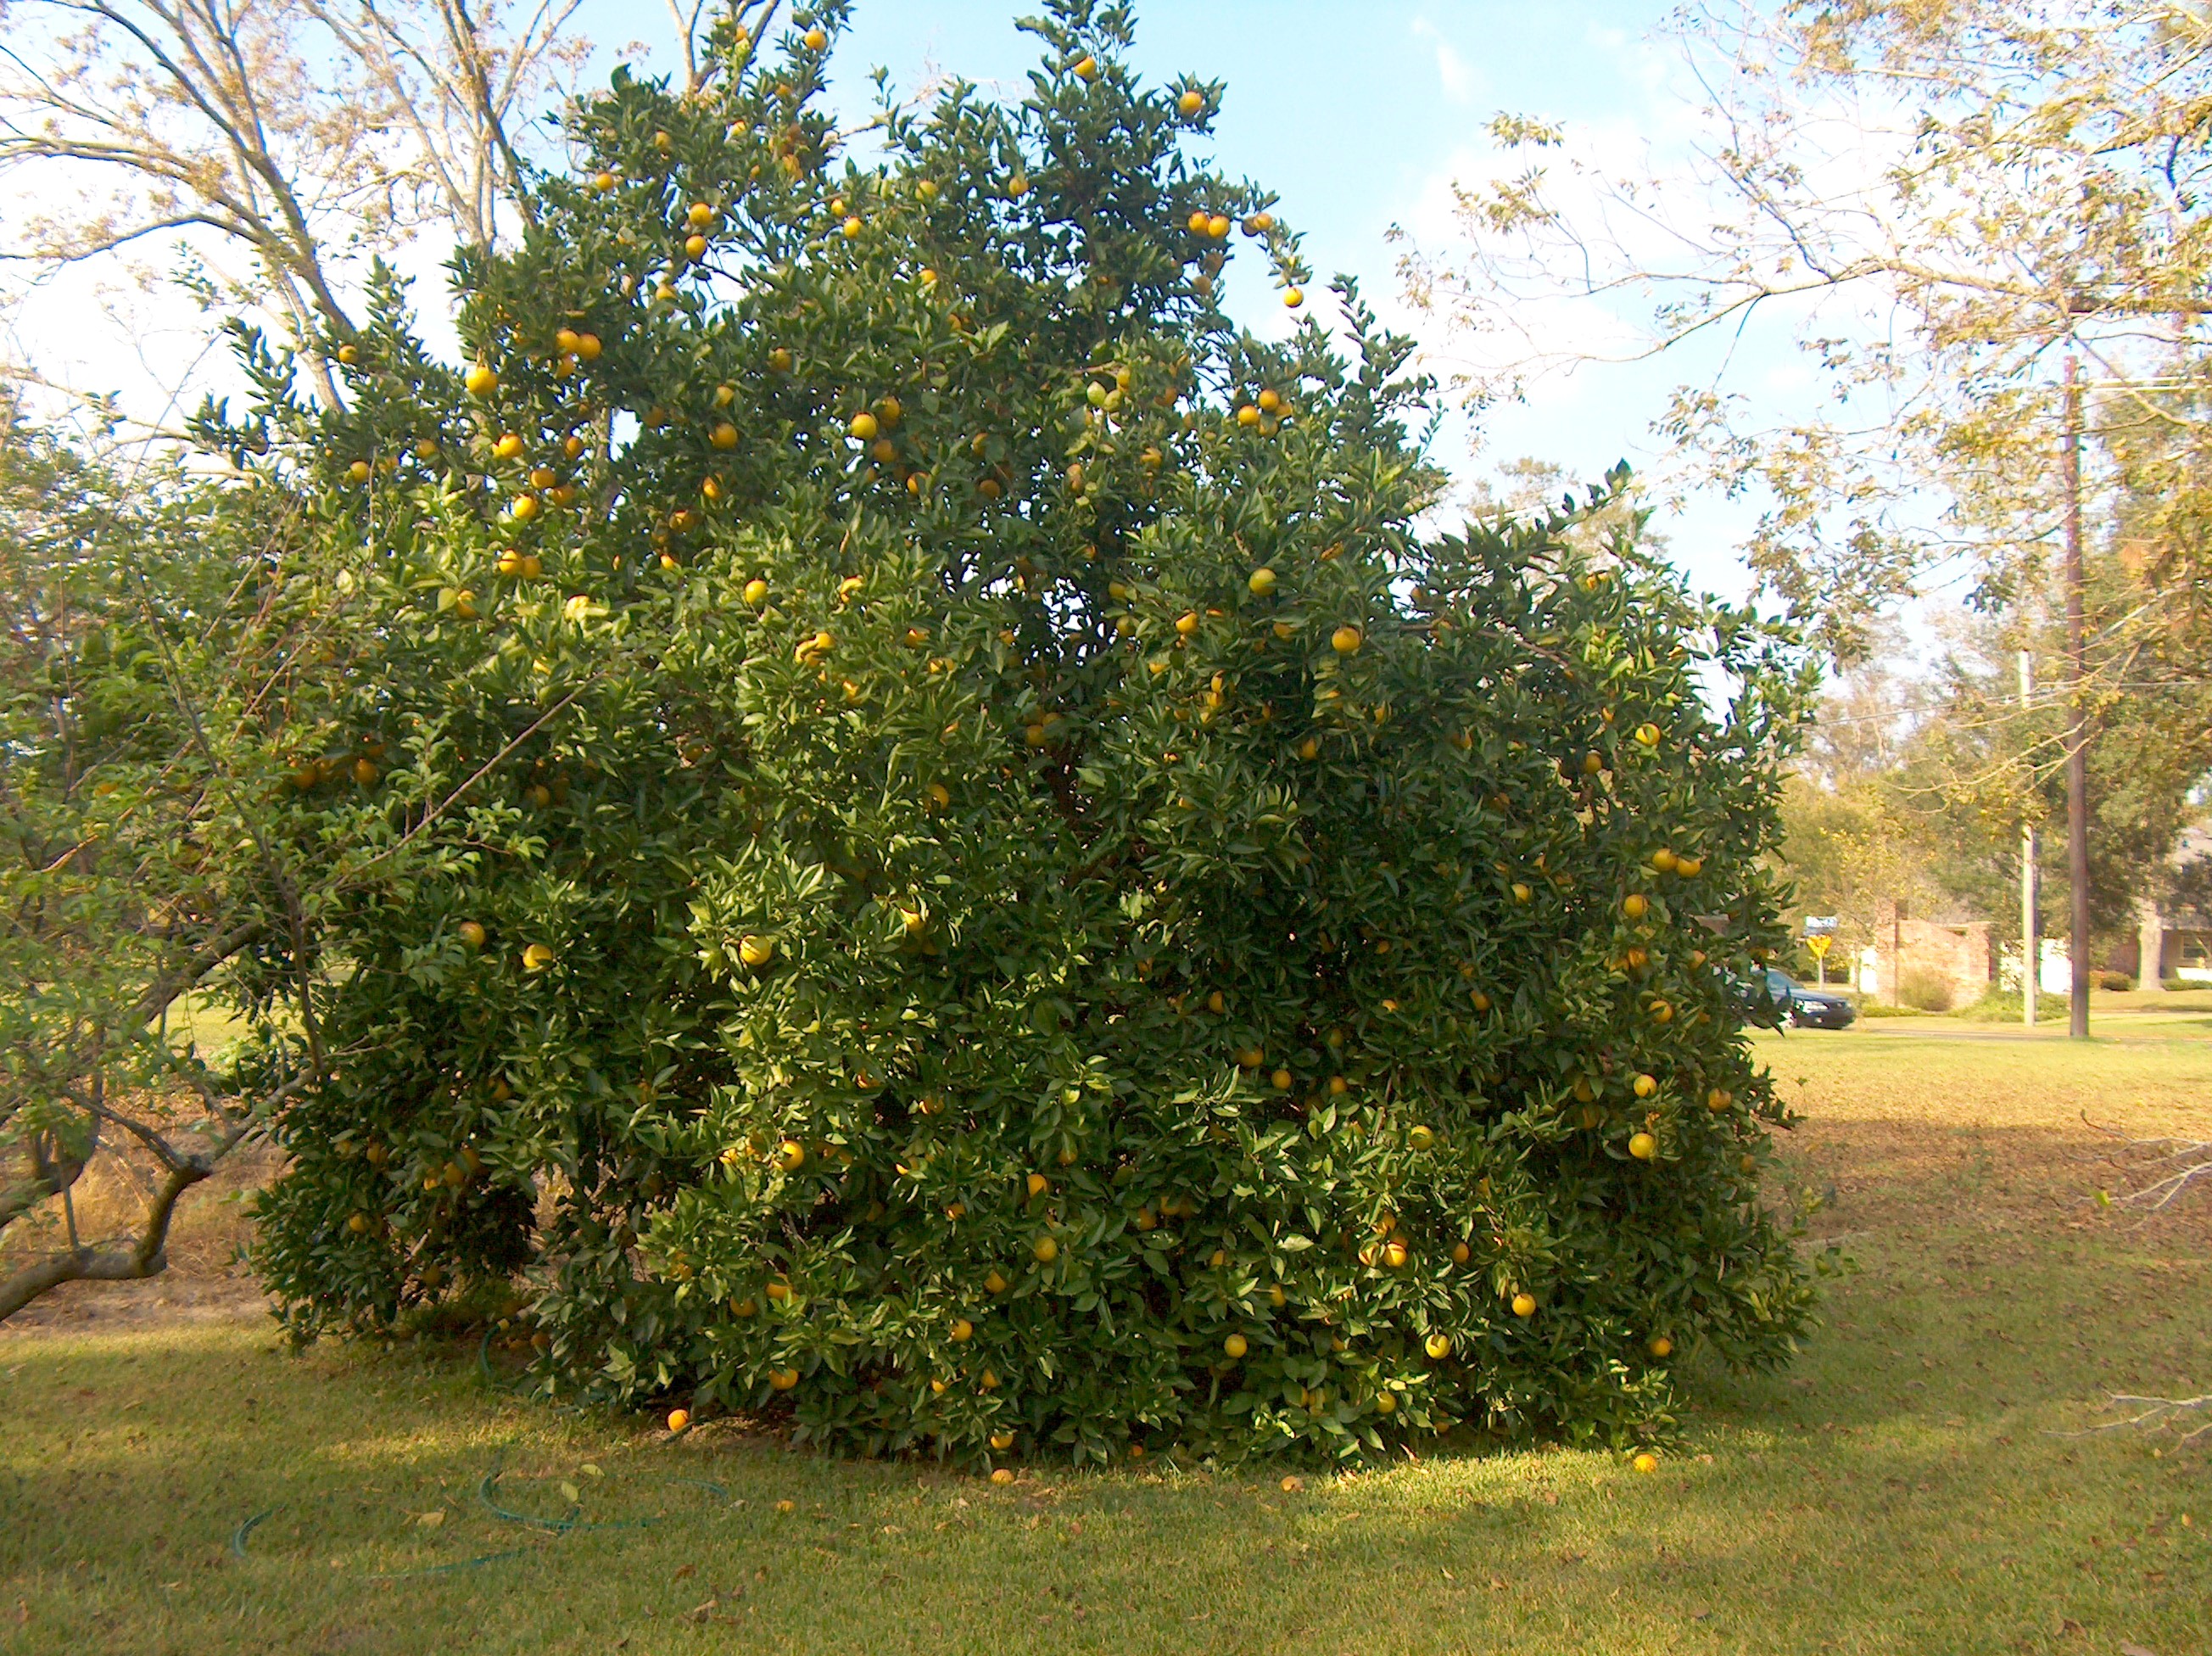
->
242;0;1820;1463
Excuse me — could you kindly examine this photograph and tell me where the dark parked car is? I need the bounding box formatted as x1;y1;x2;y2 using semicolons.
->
1740;966;1857;1029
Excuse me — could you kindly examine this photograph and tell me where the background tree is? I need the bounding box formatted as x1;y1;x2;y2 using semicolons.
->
0;385;417;1316
232;0;1824;1463
0;0;608;406
1400;0;2212;1036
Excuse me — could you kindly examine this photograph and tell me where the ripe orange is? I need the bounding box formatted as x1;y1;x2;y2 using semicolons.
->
1331;624;1362;655
1178;89;1204;115
508;494;539;522
1248;566;1276;596
1033;1235;1059;1263
464;363;498;395
1632;1073;1658;1099
1283;288;1304;308
522;943;555;971
1407;1125;1435;1151
990;1430;1015;1451
774;1139;806;1172
985;1269;1008;1294
768;1368;799;1391
1375;1390;1398;1414
1425;1334;1452;1360
1676;856;1703;876
1296;736;1320;760
457;921;486;950
803;25;827;48
1469;990;1492;1012
1511;882;1533;904
743;579;769;607
1205;990;1226;1014
1382;1241;1410;1269
668;1407;691;1433
592;171;616;192
346;459;371;484
1511;1292;1537;1318
684;233;707;258
951;1318;974;1343
347;1212;371;1234
1026;1172;1049;1198
1634;722;1662;747
1073;53;1099;80
1267;1284;1288;1306
1622;893;1649;920
686;202;714;228
1706;1088;1731;1112
710;422;738;450
848;411;879;441
1207;214;1231;239
1450;1241;1472;1264
990;1467;1015;1485
1236;404;1261;428
738;935;775;968
1224;1333;1248;1359
1628;1131;1657;1161
1647;1335;1673;1359
1631;1451;1659;1474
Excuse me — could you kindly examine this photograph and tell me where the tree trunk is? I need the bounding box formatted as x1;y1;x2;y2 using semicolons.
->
2138;898;2165;993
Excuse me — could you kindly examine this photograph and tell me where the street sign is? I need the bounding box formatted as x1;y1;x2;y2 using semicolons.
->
1805;934;1833;959
1803;915;1839;936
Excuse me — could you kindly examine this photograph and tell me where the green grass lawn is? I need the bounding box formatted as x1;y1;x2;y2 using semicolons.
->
5;1018;2208;1655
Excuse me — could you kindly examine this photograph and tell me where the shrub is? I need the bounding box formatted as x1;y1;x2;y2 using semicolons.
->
240;0;1819;1463
2092;970;2134;993
1958;988;2068;1022
1896;971;1955;1013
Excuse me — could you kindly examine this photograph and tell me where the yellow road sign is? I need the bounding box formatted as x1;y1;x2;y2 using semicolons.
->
1806;934;1833;959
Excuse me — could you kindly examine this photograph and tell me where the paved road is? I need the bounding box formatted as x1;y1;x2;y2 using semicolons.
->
1757;1015;2212;1043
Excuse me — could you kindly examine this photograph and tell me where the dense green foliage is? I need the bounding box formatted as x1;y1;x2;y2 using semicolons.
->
241;0;1819;1462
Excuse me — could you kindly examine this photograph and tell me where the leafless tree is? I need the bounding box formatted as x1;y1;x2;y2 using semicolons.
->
0;1;600;402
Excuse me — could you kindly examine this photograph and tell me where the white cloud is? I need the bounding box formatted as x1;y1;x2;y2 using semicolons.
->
1410;18;1477;106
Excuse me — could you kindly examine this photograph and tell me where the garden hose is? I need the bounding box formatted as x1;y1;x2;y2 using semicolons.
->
227;1452;735;1579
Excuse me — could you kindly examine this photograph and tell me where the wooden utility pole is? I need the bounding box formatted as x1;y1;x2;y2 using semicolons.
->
2061;353;2091;1040
2019;647;2038;1028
